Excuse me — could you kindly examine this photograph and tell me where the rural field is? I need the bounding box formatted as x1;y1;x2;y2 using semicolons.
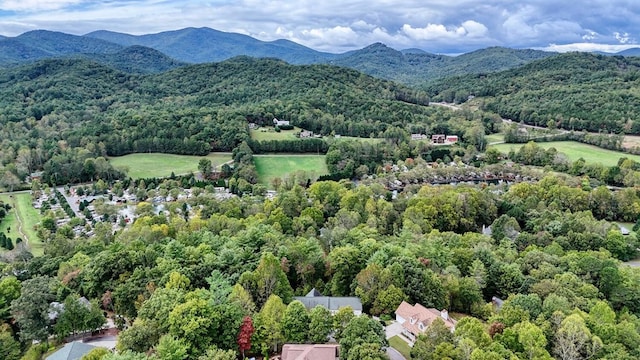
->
254;154;328;187
109;152;232;179
329;135;385;144
486;133;505;144
490;141;640;167
250;127;302;141
0;193;43;256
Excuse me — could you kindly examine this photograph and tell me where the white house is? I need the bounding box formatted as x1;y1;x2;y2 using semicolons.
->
273;118;290;127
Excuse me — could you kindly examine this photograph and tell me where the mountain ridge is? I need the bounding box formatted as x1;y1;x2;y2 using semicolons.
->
85;27;338;64
0;27;564;83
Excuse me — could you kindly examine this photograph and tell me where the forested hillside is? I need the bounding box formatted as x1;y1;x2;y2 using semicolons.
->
0;56;437;183
79;46;186;74
427;52;640;133
0;30;124;65
330;44;554;86
1;28;556;85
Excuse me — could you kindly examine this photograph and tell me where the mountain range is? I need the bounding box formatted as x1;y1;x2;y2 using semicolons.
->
1;27;639;84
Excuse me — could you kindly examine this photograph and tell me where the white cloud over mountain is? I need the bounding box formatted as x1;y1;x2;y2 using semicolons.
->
0;0;637;54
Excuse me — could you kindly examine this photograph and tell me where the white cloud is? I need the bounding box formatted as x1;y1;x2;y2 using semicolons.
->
614;31;633;44
582;30;598;41
401;20;488;41
0;1;638;53
0;0;83;11
541;42;639;53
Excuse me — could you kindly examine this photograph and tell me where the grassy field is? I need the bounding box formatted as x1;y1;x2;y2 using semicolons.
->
0;193;43;256
486;133;505;144
250;127;302;141
389;335;412;359
253;155;328;187
330;135;385;144
109;152;232;179
490;141;640;167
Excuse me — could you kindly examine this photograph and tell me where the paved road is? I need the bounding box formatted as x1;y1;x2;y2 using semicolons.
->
386;347;407;360
624;259;640;267
0;190;30;196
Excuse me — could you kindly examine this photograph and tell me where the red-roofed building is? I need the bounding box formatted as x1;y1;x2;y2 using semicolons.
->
395;301;456;342
446;135;458;143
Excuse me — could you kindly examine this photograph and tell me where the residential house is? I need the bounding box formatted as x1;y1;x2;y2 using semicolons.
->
294;288;362;315
618;224;631;235
299;130;314;138
411;133;427;140
431;134;446;144
49;297;91;321
273;118;290;127
45;342;98;360
491;296;504;311
281;344;339;360
446;135;459;143
395;301;456;342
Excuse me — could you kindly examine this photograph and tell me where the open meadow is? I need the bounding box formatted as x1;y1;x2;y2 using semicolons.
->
486;133;505;144
254;154;328;187
109;152;232;179
0;193;43;256
490;141;640;167
250;127;302;141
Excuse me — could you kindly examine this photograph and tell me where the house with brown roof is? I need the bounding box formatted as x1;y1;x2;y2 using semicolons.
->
281;344;339;360
395;301;456;342
431;134;446;144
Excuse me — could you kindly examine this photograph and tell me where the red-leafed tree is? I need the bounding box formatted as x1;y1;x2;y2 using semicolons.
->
238;315;254;359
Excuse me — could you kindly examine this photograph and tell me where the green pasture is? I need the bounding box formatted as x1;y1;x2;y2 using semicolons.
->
330;135;385;144
0;193;43;256
109;152;232;179
490;141;640;167
253;155;328;187
250;127;302;141
486;133;505;144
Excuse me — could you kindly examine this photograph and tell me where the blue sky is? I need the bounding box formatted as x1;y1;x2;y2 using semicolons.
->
0;0;638;54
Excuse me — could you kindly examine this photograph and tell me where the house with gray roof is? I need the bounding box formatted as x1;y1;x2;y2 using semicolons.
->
294;288;362;315
46;342;98;360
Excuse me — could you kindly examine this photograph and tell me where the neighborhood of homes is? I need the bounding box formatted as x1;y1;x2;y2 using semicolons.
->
261;118;461;144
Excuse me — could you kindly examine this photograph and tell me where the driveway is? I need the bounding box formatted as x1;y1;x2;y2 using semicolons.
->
84;335;117;350
385;321;404;339
386;347;406;360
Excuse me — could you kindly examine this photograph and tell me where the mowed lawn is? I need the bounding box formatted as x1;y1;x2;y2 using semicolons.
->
490;141;640;167
254;155;328;187
0;193;43;256
109;152;232;179
486;133;505;144
250;127;302;141
389;335;412;359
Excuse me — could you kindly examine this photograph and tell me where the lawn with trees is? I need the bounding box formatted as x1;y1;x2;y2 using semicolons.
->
490;141;640;167
253;155;328;187
108;153;232;179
